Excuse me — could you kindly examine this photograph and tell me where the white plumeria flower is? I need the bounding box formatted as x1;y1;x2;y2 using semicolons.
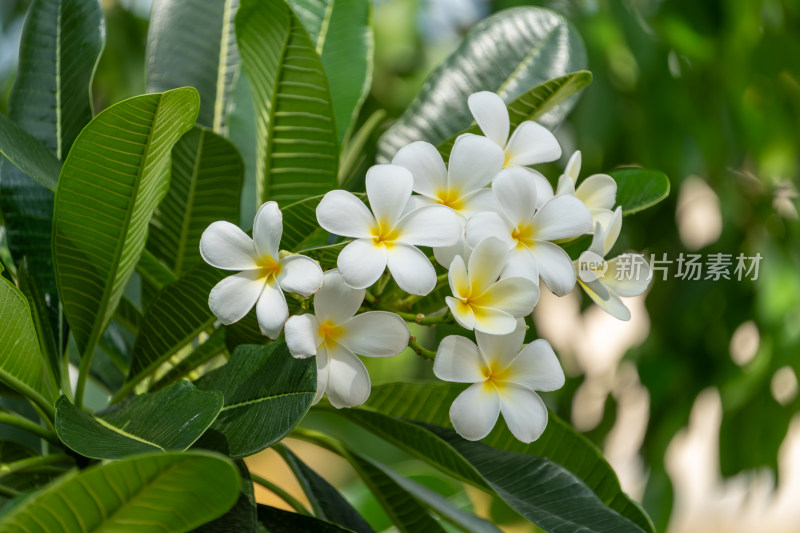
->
200;201;323;339
466;168;593;296
556;150;617;229
434;319;565;443
446;237;539;335
316;164;461;295
284;270;410;408
392;134;505;268
468;91;561;168
575;207;651;321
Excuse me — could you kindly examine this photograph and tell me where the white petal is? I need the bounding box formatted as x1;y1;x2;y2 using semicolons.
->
256;281;288;339
506;339;565;391
317;190;376;238
492;168;538;226
528;169;555;209
448;255;469;298
498;385;548;443
340;311;409;357
603;254;651;297
392;141;447;198
252;201;283;259
578;278;631;321
278;254;323;297
285;314;320;358
504;121;561;167
314;269;364;323
556;173;576;196
446;295;476;331
565;150;581;184
450;382;500;441
208;270;265;324
533;195;593;242
386;244;436;296
433;335;485;383
475;277;539;317
447;134;505;193
500;246;539;284
324;343;371;408
366;164;413;227
472;306;519;335
395;204;461;247
467;237;509;297
433;239;470;270
465;212;515;250
530;241;577;296
200;221;257;270
337;239;387;289
601;206;623;256
475;318;526;371
457;188;498;219
314;346;330;405
576;174;617;212
467;91;510;147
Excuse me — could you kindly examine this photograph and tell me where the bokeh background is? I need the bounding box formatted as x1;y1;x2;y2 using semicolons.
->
2;0;799;531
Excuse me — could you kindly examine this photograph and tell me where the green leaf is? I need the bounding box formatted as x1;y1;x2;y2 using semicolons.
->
194;342;316;458
0;451;240;532
52;88;200;360
196;460;258;533
338;409;646;532
299;241;348;271
280;194;327;251
257;505;353;532
362;382;655;533
150;327;228;392
123;262;222;397
236;0;339;204
55;381;223;460
288;0;374;143
278;446;374;533
148;127;244;276
0;276;57;414
0;0;105;339
147;0;241;133
377;6;586;162
437;71;593;159
608;168;671;215
136;248;178;291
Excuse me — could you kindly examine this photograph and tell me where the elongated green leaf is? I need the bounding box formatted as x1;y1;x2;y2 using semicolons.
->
257;505;353;532
0;0;105;340
377;6;586;162
280;194;327;251
147;0;240;133
52;88;200;358
338;409;645;532
136;248;178;291
289;0;374;143
197;460;258;533
0;276;56;411
124;262;221;394
0;451;240;532
55;381;223;460
608;168;671;215
362;382;654;533
236;0;339;204
148;127;244;276
278;446;374;533
194;342;316;458
151;327;228;391
437;71;593;159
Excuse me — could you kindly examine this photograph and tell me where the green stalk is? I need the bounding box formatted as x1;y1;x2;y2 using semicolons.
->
0;412;59;444
408;337;437;360
0;454;72;483
249;472;311;516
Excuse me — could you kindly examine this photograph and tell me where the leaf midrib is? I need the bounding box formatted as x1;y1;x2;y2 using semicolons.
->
213;0;236;133
173;129;205;275
94;416;165;451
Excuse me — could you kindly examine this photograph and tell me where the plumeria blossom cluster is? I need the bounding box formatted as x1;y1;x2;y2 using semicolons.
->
200;91;651;444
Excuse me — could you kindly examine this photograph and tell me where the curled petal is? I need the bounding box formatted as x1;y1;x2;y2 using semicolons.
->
446;295;476;331
565;150;582;183
341;311;410;357
448;255;469;298
556;173;576;196
253;201;283;259
366;164;413;227
506;339;565;392
475;277;538;317
578;278;631;321
324;343;372;408
285;314;320;358
313;346;330;405
450;382;500;441
208;270;265;325
255;281;288;339
603;254;651;297
576;174;617;212
533;195;593;242
472;306;520;336
278;254;323;297
392;141;447;198
434;335;486;383
386;243;436;296
504;121;561;167
468;91;510;147
395;204;461;248
498;385;548;443
314;269;364;324
317;190;376;238
337;239;388;289
447;134;505;192
200;221;257;270
530;241;577;296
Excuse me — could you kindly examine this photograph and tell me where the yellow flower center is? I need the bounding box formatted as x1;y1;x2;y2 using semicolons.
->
482;360;511;390
434;188;464;211
257;255;282;281
511;223;537;248
318;320;344;346
371;221;398;248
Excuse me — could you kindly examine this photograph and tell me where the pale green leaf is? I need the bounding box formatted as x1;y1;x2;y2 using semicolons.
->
609;168;671;215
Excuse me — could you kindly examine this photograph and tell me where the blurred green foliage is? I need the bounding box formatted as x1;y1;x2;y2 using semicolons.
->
2;0;799;530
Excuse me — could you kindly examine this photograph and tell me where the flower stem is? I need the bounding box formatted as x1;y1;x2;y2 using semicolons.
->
390;309;452;326
408;336;436;360
0;454;72;483
0;412;59;444
249;472;311;516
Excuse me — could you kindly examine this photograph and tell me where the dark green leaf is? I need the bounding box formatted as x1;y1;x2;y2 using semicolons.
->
52;88;200;358
151;327;228;392
0;451;240;532
257;505;354;533
136;248;178;291
278;446;374;533
299;241;348;271
196;460;258;533
280;194;327;251
608;168;671;215
377;6;586;161
147;0;241;132
194;342;316;458
0;113;60;191
148;127;244;276
236;0;339;204
55;381;223;460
